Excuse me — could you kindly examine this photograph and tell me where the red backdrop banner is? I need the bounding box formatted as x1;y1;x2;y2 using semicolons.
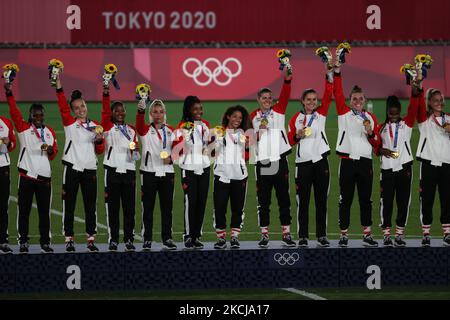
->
0;0;449;44
0;47;448;101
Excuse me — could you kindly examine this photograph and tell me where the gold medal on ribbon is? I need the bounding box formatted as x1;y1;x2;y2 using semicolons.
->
160;150;170;159
443;123;449;129
261;118;269;126
41;143;49;151
363;119;371;126
0;140;3;145
391;152;400;159
129;142;136;150
239;134;246;144
95;125;104;134
304;127;312;137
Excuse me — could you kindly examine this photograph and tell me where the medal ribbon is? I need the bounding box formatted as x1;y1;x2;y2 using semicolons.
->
78;119;96;133
432;113;446;128
154;124;167;149
32;125;46;143
302;112;316;128
116;124;132;141
352;109;368;121
388;122;400;149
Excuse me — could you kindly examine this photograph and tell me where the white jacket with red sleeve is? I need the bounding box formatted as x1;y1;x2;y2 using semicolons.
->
416;89;450;166
378;92;419;171
101;93;138;173
0;108;16;168
56;88;105;172
136;110;175;177
250;79;292;163
172;119;212;175
7;92;57;179
288;79;332;163
333;73;381;160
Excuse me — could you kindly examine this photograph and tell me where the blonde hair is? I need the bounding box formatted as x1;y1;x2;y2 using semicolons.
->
148;99;167;124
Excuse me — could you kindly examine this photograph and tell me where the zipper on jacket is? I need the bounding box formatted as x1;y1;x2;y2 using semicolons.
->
107;146;113;160
281;131;288;145
338;131;346;146
19;148;26;162
240;164;245;175
145;151;150;167
64;140;72;155
404;142;411;156
420;138;427;154
321;131;329;146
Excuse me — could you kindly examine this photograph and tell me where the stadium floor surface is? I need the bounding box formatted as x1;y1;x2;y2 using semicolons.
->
4;239;448;254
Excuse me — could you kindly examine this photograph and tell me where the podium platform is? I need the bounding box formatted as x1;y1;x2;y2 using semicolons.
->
0;240;449;293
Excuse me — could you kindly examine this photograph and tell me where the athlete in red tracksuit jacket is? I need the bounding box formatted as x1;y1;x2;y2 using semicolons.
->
376;88;420;247
250;72;295;248
333;63;381;247
5;82;57;254
101;84;139;252
0;85;16;254
55;78;105;252
287;74;333;248
416;84;450;247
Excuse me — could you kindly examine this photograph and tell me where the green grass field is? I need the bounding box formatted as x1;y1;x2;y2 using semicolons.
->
0;98;441;244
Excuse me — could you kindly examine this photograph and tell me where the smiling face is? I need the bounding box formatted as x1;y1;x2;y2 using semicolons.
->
350;92;365;111
257;92;273;112
190;103;203;121
302;92;318;114
112;104;126;124
31;109;44;127
388;107;401;123
429;92;444;114
150;104;165;125
227;111;243;130
71;98;88;121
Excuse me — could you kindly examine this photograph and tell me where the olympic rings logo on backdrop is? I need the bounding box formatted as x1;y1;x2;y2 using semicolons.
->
273;253;300;266
182;57;242;86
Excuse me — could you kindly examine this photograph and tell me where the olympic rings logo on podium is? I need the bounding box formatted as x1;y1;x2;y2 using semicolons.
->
273;252;300;266
182;57;242;86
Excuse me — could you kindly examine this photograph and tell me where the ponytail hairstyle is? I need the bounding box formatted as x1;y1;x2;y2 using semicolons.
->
182;95;201;122
69;90;86;110
221;105;250;131
349;85;365;100
426;88;444;116
380;95;401;133
148;99;167;124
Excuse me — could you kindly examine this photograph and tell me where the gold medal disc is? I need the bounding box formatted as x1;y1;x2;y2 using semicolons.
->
160;150;170;159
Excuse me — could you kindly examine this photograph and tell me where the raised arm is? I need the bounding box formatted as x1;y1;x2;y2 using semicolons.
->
316;78;333;117
101;87;113;129
403;87;421;128
416;87;427;124
55;79;76;127
4;84;29;133
272;77;292;114
333;72;351;115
